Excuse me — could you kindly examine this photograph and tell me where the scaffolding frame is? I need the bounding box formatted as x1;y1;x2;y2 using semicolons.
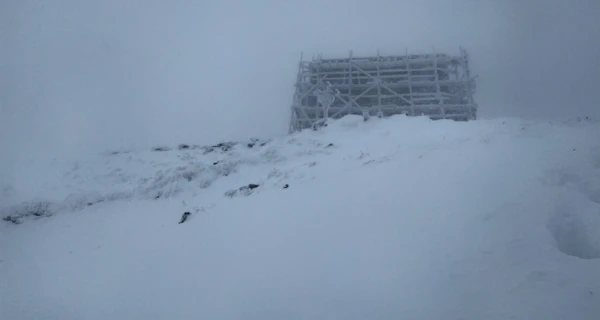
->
289;47;477;132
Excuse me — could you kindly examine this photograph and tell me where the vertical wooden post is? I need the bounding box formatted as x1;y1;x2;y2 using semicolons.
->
349;50;353;114
376;50;382;109
406;48;414;116
433;53;444;119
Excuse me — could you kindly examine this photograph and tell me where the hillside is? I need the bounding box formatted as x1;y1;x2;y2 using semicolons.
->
2;115;600;319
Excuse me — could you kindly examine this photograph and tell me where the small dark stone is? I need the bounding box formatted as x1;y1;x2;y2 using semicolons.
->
178;144;190;150
326;143;334;148
179;211;191;224
152;146;170;152
87;202;94;206
283;184;289;189
155;195;161;199
3;215;20;224
209;141;237;152
183;172;196;182
213;161;220;165
248;184;260;189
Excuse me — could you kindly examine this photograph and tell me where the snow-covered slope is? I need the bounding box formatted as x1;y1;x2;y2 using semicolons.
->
2;115;600;319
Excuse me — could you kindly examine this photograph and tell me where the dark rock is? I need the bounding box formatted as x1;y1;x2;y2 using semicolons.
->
178;144;190;150
248;139;268;148
325;143;334;148
213;142;235;151
204;141;237;154
179;211;191;224
3;215;20;224
312;121;328;131
182;171;196;182
152;146;170;152
247;138;258;148
213;161;220;165
283;184;289;189
225;183;260;197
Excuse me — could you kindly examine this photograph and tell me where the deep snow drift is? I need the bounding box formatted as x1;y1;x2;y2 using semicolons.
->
2;115;600;319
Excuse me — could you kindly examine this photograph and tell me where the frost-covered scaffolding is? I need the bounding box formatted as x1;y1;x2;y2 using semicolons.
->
289;48;477;132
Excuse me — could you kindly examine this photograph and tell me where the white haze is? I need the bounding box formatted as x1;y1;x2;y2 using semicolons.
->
1;0;599;160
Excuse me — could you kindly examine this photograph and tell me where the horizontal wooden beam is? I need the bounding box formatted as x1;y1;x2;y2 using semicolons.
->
295;81;470;90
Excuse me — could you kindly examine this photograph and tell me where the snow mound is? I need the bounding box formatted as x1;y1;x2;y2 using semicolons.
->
547;192;600;259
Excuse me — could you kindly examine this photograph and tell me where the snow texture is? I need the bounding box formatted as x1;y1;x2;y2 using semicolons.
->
1;115;600;319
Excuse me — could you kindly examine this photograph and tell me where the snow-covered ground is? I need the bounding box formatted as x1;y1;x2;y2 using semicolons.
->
2;115;600;319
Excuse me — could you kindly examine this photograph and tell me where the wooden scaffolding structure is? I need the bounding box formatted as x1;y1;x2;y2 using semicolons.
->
289;48;477;132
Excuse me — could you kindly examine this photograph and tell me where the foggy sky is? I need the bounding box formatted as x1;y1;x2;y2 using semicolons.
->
1;0;599;161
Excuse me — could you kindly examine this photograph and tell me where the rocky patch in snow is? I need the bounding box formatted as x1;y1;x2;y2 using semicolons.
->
2;200;55;224
225;183;260;198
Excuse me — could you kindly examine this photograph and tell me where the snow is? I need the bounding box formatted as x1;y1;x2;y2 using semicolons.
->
2;115;600;319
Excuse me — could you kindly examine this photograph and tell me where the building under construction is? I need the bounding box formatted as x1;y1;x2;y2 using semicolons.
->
289;48;477;132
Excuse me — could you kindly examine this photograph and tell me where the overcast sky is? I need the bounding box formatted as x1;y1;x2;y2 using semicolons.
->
1;0;599;160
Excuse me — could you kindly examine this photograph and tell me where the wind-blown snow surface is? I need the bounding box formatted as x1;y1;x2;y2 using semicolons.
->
2;115;600;319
